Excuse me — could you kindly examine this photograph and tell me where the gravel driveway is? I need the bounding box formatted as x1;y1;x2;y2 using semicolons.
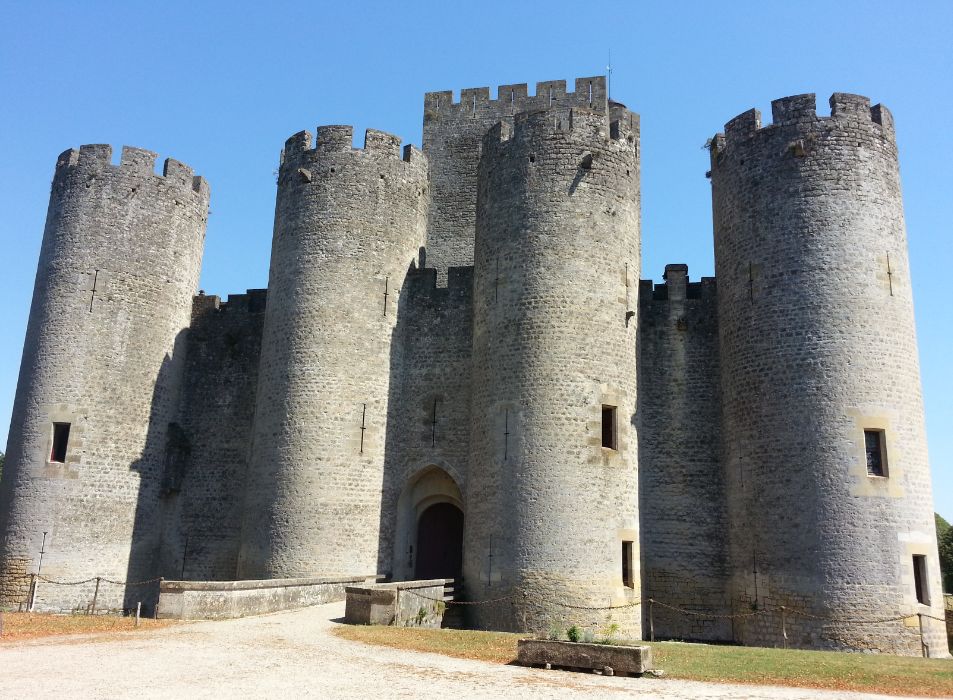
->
0;602;900;699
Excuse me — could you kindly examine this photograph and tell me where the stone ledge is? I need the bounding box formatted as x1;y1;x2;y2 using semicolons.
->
160;575;379;593
157;574;381;620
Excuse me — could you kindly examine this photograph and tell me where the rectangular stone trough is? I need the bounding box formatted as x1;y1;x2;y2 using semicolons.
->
517;639;653;677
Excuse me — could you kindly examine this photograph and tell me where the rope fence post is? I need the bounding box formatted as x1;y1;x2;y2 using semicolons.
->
918;612;926;658
648;598;655;642
135;601;141;628
90;577;101;616
155;577;163;620
780;605;787;649
28;573;37;612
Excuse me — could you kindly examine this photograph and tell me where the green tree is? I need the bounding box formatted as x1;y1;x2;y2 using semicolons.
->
937;513;953;593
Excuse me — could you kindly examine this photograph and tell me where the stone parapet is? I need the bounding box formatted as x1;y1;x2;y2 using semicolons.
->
156;575;380;620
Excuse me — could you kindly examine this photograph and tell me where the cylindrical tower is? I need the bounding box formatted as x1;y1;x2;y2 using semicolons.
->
711;93;948;656
0;145;208;610
465;106;641;636
238;127;429;578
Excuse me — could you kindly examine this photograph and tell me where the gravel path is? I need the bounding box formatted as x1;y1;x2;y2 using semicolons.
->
0;602;900;699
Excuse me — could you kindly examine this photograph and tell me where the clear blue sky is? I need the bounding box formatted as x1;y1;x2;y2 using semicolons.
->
1;1;950;517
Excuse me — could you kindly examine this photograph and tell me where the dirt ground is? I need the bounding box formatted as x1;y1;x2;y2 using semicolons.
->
0;601;902;699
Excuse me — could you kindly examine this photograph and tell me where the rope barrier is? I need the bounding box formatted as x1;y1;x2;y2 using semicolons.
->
784;608;922;625
99;577;163;587
2;571;950;633
918;612;947;623
553;599;642;611
400;588;520;606
30;574;162;587
38;575;99;586
651;599;767;619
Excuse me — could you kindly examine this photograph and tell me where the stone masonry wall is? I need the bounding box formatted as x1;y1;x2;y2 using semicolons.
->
465;106;642;637
379;264;473;580
0;145;208;612
638;265;731;642
422;77;607;282
238;127;429;579
711;94;948;656
158;290;266;581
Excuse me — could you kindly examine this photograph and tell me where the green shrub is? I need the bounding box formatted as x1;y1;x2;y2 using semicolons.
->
937;513;953;593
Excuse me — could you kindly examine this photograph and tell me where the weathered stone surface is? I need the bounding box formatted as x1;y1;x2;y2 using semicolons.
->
711;94;946;655
638;266;731;642
344;579;449;628
464;106;642;639
157;575;377;620
0;145;209;612
0;79;945;658
423;77;608;282
158;289;267;582
517;639;653;676
237;129;429;580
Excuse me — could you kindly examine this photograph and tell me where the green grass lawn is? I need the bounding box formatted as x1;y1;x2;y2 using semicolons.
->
333;624;953;697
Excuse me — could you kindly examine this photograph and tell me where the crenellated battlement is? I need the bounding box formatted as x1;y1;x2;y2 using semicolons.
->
191;289;268;322
424;75;608;117
280;126;426;169
640;265;716;303
424;76;608;118
55;144;208;195
711;92;895;156
484;106;636;151
405;263;474;299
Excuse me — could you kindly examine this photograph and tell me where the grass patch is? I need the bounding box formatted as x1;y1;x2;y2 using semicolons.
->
332;624;953;697
0;611;175;642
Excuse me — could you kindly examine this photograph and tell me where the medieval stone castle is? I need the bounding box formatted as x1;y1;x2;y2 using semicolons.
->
0;75;946;656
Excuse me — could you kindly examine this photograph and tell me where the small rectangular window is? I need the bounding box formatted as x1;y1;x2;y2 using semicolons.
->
913;555;929;605
864;429;887;477
50;422;71;463
622;540;634;588
602;405;617;450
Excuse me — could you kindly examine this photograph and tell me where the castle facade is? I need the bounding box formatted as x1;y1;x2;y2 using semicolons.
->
0;75;946;656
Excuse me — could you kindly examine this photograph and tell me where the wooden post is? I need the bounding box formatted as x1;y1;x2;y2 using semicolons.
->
28;573;37;612
90;577;101;616
155;578;163;620
649;599;655;642
919;613;927;658
780;606;787;649
135;601;141;628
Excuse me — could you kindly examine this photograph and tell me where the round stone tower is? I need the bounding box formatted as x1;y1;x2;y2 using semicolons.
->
465;106;642;636
238;127;429;578
0;145;208;610
711;94;948;656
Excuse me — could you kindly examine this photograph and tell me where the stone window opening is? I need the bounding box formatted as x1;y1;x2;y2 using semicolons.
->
602;405;617;450
913;554;929;605
50;422;70;463
864;429;887;477
622;540;635;588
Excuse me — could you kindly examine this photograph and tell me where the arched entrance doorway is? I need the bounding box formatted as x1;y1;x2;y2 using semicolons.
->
392;465;464;581
415;502;464;580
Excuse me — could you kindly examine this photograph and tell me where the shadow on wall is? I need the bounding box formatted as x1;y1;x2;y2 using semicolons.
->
376;253;423;580
122;328;191;614
375;247;470;585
